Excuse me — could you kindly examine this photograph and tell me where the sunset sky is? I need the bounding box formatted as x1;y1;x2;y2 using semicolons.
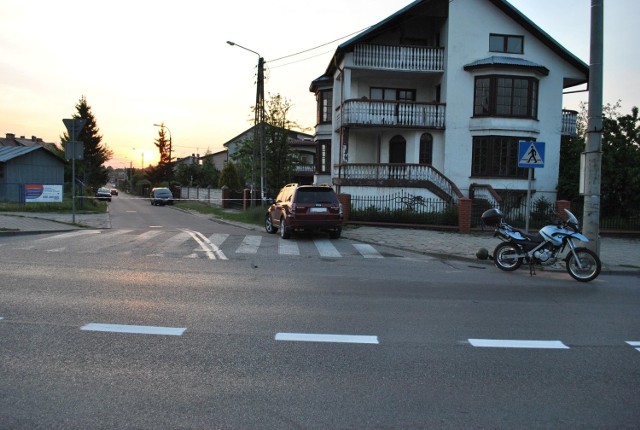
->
1;0;637;169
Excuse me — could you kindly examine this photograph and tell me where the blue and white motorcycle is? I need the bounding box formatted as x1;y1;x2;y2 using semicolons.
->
481;208;602;282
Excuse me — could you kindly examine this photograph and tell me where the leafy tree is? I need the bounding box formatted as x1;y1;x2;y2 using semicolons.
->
558;101;640;216
218;161;243;190
200;152;220;187
175;163;201;186
262;94;302;195
232;93;305;196
601;105;640;215
61;96;113;189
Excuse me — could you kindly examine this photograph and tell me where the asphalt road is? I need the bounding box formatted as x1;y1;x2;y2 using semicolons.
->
1;197;639;429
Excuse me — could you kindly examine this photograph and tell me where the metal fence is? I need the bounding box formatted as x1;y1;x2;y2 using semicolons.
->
350;190;458;225
472;197;640;232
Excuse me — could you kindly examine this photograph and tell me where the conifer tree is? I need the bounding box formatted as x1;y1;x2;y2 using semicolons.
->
62;96;113;189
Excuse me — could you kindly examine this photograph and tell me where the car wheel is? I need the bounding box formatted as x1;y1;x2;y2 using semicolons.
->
280;216;291;239
329;228;342;239
265;214;277;234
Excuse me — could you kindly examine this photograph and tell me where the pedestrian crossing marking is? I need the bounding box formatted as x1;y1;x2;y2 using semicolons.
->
35;230;101;241
279;238;300;255
236;235;261;254
353;243;383;258
6;229;391;261
627;341;640;352
131;230;163;243
314;239;341;258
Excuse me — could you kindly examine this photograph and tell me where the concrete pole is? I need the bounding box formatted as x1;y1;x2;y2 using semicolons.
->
582;0;603;254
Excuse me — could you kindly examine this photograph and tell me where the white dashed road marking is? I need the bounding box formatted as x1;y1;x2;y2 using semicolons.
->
275;333;379;344
80;323;186;336
468;339;570;349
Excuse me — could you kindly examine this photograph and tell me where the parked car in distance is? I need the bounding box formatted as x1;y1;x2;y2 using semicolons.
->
110;188;118;196
265;183;343;239
150;187;174;206
95;187;112;202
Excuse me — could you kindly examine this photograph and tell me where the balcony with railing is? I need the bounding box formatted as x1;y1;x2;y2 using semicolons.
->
562;109;578;136
337;99;445;129
334;163;463;203
353;44;445;72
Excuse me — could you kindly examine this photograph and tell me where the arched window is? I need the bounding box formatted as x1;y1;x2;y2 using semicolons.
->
389;135;406;163
419;133;433;165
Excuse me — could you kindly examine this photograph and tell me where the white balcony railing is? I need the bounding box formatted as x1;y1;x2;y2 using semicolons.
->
338;99;445;129
353;44;444;72
336;163;463;202
562;109;578;136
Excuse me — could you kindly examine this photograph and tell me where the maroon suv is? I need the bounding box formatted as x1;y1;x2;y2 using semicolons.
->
265;183;343;239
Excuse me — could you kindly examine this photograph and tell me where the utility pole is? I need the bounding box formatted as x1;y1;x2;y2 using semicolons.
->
256;56;265;204
582;0;604;254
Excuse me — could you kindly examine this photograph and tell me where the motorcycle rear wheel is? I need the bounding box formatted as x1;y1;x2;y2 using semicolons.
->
493;242;523;271
566;247;601;282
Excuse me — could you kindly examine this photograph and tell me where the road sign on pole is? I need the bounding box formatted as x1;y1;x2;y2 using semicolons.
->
518;141;545;232
518;141;545;168
63;118;86;224
63;118;86;141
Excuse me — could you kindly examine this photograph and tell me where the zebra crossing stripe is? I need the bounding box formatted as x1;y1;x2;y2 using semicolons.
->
36;230;101;241
236;235;262;254
353;243;383;258
314;239;341;257
279;238;300;255
468;339;569;349
627;341;640;352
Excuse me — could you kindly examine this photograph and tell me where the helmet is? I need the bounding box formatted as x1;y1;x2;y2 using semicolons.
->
481;208;503;226
476;248;489;260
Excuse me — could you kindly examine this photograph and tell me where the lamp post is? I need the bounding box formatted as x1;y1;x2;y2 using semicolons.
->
131;147;144;169
153;123;172;180
227;40;265;206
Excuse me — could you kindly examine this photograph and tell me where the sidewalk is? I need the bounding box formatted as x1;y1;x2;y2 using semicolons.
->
1;211;638;275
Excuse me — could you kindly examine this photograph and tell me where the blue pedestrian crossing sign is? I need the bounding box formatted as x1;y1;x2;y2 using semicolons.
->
518;141;545;168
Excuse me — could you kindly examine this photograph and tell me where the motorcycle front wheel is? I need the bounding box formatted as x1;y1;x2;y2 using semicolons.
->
493;242;523;271
566;247;601;282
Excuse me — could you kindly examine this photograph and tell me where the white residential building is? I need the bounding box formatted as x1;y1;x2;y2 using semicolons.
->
309;0;586;210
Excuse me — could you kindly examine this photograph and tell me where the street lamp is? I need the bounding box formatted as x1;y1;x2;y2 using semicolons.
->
131;147;144;169
153;123;173;179
227;40;265;206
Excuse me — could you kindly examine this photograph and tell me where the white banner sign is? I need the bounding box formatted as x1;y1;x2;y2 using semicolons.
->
25;184;63;203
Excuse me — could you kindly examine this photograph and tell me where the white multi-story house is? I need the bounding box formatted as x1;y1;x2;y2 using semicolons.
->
310;0;587;213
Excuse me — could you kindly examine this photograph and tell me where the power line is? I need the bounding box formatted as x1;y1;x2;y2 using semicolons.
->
267;26;370;64
267;49;336;70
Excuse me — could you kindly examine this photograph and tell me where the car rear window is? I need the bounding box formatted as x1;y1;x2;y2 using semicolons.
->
295;188;338;204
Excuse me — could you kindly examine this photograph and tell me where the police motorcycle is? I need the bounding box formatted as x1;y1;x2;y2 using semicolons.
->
481;208;602;282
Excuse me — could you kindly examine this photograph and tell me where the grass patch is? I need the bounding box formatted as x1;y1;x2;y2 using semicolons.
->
176;201;265;227
0;198;108;213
